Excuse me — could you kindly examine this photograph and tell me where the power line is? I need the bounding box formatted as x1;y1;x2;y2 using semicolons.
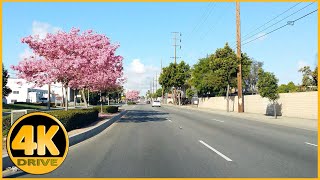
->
185;3;217;42
242;9;318;47
239;2;315;46
188;3;214;35
200;3;229;40
241;2;302;40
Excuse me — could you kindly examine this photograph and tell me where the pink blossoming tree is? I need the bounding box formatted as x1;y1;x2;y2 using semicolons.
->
12;28;123;110
126;90;140;102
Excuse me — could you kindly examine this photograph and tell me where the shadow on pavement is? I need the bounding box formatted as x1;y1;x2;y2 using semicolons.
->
118;110;169;123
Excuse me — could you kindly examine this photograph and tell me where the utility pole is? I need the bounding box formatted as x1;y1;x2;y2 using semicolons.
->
150;81;152;101
171;32;181;105
171;32;182;64
161;59;164;104
155;73;158;93
236;2;244;113
152;77;155;100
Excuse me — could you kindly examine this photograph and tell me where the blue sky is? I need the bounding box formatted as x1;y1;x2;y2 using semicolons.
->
3;2;318;95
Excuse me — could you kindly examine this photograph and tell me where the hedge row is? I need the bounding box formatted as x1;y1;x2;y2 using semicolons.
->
46;109;99;132
14;102;56;107
127;102;136;105
3;115;11;136
93;106;119;113
2;108;101;137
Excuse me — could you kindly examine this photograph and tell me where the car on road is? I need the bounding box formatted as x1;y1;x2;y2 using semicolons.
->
152;100;161;107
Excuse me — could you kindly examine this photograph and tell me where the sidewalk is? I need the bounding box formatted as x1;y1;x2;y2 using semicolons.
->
163;104;318;131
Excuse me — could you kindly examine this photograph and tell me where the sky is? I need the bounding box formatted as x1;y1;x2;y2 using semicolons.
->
3;2;318;95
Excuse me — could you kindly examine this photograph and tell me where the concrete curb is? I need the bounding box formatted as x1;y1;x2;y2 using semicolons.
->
2;110;127;171
162;104;317;131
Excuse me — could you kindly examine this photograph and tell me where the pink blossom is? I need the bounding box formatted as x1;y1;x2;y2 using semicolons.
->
126;90;140;101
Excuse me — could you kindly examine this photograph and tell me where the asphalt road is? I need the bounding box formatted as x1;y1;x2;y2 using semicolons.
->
12;104;317;178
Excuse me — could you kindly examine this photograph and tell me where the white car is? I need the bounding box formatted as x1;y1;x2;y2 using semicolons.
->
152;100;161;107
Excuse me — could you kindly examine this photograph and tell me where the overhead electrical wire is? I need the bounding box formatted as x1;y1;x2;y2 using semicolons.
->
241;9;318;47
240;2;315;45
241;2;302;40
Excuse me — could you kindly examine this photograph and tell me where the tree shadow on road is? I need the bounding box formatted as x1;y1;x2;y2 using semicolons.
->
118;110;169;123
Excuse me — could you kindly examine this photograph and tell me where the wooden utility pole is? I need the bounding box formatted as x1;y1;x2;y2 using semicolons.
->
155;73;158;93
236;2;244;113
152;77;155;100
161;59;164;104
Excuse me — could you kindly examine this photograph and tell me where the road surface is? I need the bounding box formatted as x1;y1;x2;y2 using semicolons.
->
10;104;317;178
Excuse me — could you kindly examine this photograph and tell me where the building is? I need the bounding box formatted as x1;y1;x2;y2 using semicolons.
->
4;78;74;104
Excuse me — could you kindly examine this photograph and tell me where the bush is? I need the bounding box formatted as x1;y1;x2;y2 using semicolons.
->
46;109;99;132
2;109;99;137
127;102;136;105
93;106;119;113
13;102;56;107
3;115;11;136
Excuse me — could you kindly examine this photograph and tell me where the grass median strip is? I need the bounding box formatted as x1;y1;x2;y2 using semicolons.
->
199;140;233;162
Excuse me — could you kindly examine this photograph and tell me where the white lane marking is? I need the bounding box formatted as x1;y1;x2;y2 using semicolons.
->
212;119;224;122
199;140;233;162
305;142;318;147
168;120;172;122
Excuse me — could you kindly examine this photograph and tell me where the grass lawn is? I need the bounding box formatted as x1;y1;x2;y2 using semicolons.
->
2;103;48;112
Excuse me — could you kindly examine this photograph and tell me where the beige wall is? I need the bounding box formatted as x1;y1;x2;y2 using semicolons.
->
198;91;318;119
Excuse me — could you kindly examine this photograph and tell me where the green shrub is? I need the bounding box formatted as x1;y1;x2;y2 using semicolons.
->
2;109;99;137
14;102;56;107
93;106;119;113
46;109;99;132
3;114;11;136
127;102;136;105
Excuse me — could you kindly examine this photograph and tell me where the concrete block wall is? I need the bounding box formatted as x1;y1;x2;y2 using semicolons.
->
198;91;318;119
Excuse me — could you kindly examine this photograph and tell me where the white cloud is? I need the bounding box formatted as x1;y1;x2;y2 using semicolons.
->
124;59;160;96
297;60;309;70
32;21;61;39
130;59;146;74
19;49;34;60
18;21;62;61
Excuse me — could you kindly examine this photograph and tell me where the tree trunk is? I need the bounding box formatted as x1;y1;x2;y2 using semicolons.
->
173;88;176;105
226;84;230;112
107;93;110;105
273;102;277;119
100;91;103;113
162;87;164;104
74;89;77;108
87;89;90;106
81;89;88;108
47;84;51;110
251;84;254;95
64;85;68;111
61;86;64;107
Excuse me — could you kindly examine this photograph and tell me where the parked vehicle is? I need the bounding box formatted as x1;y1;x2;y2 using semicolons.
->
152;100;161;107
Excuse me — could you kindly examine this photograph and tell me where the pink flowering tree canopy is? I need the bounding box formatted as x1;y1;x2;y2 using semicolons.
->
11;28;124;110
126;90;140;101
